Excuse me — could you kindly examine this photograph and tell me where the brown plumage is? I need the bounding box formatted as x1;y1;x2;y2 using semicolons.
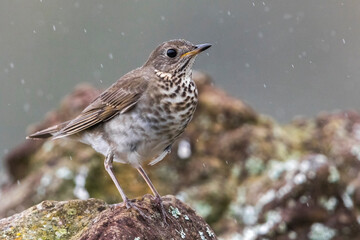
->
27;39;211;220
28;75;148;139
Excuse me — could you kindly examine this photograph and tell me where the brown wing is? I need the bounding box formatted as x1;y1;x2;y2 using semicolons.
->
53;75;148;138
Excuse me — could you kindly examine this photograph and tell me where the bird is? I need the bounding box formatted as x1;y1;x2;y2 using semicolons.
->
27;39;211;218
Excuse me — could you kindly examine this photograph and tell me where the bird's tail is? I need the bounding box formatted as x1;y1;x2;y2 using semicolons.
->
26;121;70;140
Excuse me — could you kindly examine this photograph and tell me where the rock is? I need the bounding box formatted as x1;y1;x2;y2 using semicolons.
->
1;198;107;240
2;71;360;239
0;195;217;240
77;195;216;240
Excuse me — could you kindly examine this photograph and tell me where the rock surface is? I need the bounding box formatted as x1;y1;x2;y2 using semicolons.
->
0;195;216;240
2;71;360;239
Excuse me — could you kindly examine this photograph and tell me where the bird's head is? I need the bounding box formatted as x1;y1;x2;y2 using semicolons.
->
144;39;211;77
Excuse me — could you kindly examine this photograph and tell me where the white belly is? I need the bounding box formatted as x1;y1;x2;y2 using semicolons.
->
79;111;174;167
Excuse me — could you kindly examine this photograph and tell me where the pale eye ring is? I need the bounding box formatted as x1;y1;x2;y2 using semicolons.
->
166;49;177;58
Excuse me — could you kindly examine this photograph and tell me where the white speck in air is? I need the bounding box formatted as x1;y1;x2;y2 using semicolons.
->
52;25;56;31
108;53;114;60
83;28;87;33
100;64;104;69
21;79;25;85
342;38;346;44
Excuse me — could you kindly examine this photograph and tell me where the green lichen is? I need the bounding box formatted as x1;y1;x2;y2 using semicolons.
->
245;157;265;175
176;229;186;239
206;226;215;237
55;228;67;239
169;206;181;218
327;166;340;183
319;196;337;212
350;145;360;160
230;164;242;178
288;231;297;239
308;223;336;240
199;231;206;240
66;208;77;216
1;199;107;240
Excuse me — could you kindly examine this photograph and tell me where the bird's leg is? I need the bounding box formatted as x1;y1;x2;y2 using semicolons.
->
104;151;149;218
137;165;162;199
137;166;168;223
104;151;129;203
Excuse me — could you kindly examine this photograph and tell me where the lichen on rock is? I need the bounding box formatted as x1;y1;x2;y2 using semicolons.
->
1;198;107;240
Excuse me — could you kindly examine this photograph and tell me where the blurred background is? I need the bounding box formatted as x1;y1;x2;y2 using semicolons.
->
1;1;360;162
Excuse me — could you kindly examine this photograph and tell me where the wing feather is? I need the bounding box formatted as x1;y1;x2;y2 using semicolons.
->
54;75;148;138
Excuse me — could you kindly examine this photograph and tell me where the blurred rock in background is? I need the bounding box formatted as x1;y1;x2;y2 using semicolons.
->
2;71;360;239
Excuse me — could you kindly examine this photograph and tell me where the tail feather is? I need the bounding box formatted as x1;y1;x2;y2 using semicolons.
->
26;121;70;140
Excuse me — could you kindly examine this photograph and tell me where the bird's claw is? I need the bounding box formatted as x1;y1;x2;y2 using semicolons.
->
152;195;171;225
112;199;151;220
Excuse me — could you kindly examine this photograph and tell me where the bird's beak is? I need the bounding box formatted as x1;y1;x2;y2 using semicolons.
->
181;43;212;58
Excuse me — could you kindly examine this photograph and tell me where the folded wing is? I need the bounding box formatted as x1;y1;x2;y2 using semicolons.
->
27;75;148;139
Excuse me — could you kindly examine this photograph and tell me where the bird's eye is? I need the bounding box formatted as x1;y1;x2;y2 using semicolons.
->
166;49;177;58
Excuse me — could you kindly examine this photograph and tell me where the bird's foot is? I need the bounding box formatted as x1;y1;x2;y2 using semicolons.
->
126;199;153;220
112;199;151;220
152;195;171;225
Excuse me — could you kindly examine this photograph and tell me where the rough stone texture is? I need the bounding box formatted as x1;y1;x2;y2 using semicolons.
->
0;198;107;240
77;195;216;240
2;71;360;239
0;195;216;240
